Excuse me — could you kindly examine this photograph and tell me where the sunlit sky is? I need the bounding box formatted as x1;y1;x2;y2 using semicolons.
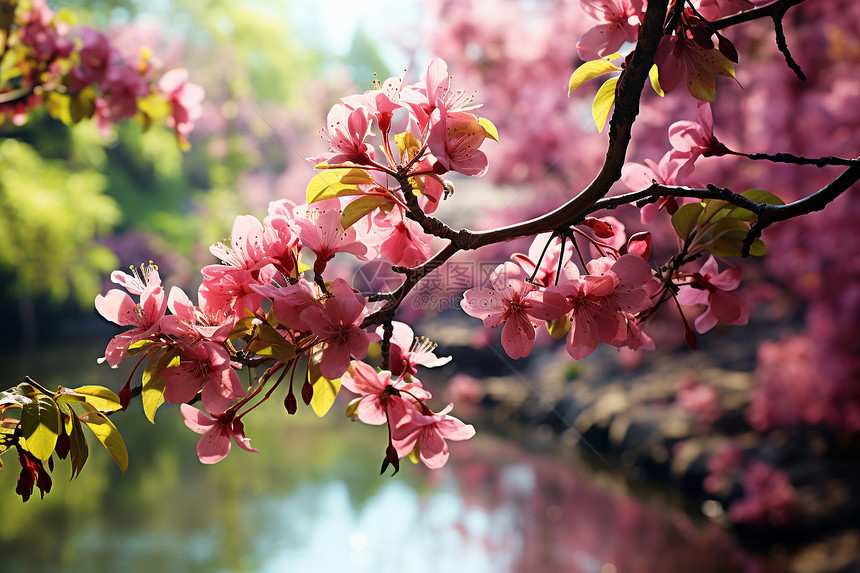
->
287;0;422;72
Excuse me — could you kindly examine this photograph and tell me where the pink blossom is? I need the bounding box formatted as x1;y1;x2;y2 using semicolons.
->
209;215;270;271
100;64;149;122
668;101;726;159
428;110;490;176
295;202;369;275
251;279;319;333
161;286;235;343
18;0;74;63
180;404;258;464
94;266;166;367
158;68;205;147
653;34;735;101
461;262;546;359
163;341;245;415
340;361;431;425
676;255;748;333
199;263;277;320
310;104;375;166
391;404;476;468
576;0;645;60
539;254;653;359
424;58;480;116
376;321;452;377
374;209;433;268
341;74;420;135
300;278;370;379
511;232;574;288
71;27;111;91
622;150;700;223
728;460;795;525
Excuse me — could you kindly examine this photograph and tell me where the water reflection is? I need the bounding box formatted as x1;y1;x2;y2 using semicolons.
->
1;339;783;573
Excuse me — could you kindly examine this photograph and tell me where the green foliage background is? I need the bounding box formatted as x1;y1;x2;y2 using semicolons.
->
0;0;388;339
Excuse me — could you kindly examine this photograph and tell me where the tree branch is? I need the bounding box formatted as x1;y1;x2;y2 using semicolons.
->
712;0;805;30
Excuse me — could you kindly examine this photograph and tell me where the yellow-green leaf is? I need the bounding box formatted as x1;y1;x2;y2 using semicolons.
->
477;117;499;143
246;324;296;362
747;237;767;256
547;316;571;339
229;316;256;339
307;349;341;417
649;64;665;97
395;131;421;159
80;404;128;474
407;444;420;464
45;92;73;125
127;339;154;356
306;168;374;203
727;189;785;221
21;395;61;461
345;396;361;419
698;199;730;225
568;59;621;95
685;44;735;102
309;374;341;417
341;195;393;229
71;385;122;412
671;202;706;240
592;77;618;133
141;351;177;424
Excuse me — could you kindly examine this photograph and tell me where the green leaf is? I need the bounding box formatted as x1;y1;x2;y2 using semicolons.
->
80;404;128;474
547;316;571;339
344;396;361;419
141;350;178;424
70;385;122;412
727;189;785;221
246;324;296;362
67;410;89;479
308;372;341;418
45;92;73;125
306;168;374;203
700;217;749;243
568;59;621;95
229;316;256;339
341;195;393;229
21;395;61;461
697;199;730;225
747;237;767;256
592;77;618;133
671;202;705;240
477;117;499;143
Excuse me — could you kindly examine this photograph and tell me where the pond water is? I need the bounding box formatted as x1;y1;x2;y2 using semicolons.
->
0;338;786;573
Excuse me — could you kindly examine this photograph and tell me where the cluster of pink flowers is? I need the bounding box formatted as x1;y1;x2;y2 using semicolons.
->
460;224;749;361
94;59;493;469
462;235;656;360
703;444;795;526
2;0;203;146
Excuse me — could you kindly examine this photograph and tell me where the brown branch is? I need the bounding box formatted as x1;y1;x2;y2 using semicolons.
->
592;182;763;212
361;242;459;327
454;0;671;250
712;0;805;30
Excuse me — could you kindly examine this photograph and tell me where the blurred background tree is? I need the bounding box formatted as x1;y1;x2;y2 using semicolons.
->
0;0;390;345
